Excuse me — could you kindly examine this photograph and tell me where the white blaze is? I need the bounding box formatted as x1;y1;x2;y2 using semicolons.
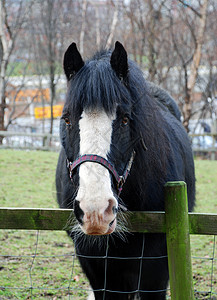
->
77;110;117;214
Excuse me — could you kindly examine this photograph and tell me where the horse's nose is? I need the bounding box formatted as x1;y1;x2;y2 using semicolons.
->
75;197;118;235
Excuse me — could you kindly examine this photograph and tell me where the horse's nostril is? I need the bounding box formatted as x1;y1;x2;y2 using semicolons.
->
105;198;118;216
74;200;84;225
109;219;115;227
112;206;118;214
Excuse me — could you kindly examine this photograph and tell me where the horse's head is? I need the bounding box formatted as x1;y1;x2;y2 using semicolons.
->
60;42;137;235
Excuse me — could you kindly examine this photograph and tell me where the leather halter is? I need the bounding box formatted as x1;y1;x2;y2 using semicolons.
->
67;151;135;196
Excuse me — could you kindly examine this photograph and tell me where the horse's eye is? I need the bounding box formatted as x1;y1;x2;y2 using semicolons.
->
122;116;129;126
64;117;71;125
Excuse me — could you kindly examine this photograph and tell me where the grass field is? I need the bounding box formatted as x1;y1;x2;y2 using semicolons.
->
0;149;216;299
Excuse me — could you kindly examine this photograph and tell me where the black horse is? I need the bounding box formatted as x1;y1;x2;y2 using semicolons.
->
56;41;195;300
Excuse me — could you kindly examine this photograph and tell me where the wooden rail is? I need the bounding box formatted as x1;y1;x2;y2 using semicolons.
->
0;208;216;235
0;131;217;157
190;132;217;160
0;130;60;151
0;131;58;138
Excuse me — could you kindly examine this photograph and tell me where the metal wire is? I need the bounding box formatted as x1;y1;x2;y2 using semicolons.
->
192;235;217;299
136;233;145;293
29;230;39;300
0;231;216;299
103;236;109;300
67;247;76;299
210;235;216;298
76;253;168;260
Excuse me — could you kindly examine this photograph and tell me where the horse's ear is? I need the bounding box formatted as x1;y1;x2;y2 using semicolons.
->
110;41;128;80
63;42;84;80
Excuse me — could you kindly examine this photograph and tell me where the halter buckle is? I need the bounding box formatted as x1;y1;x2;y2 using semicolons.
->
117;176;125;188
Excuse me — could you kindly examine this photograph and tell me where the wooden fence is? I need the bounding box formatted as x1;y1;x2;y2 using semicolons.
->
0;181;217;299
0;131;217;159
190;133;217;160
0;130;60;151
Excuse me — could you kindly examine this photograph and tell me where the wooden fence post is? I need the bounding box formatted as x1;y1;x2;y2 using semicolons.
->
164;181;194;300
211;134;216;160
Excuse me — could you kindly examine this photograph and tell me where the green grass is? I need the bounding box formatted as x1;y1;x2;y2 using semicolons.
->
0;150;89;299
190;160;217;299
0;150;58;208
0;150;217;299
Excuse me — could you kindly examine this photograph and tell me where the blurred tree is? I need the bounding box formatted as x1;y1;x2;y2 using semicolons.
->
105;0;119;49
182;0;208;132
123;0;213;132
29;0;72;135
1;0;216;137
80;0;87;55
0;0;22;137
0;0;33;141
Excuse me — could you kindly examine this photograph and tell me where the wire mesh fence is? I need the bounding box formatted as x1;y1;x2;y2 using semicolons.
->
191;235;217;299
0;230;90;299
0;182;217;299
0;228;216;299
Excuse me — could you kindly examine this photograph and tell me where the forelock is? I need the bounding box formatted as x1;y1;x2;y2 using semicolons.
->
64;52;132;118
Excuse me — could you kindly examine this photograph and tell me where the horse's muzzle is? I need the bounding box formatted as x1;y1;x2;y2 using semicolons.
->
83;214;117;235
74;199;117;235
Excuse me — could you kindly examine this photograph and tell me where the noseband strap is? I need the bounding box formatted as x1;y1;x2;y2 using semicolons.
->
67;151;135;196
